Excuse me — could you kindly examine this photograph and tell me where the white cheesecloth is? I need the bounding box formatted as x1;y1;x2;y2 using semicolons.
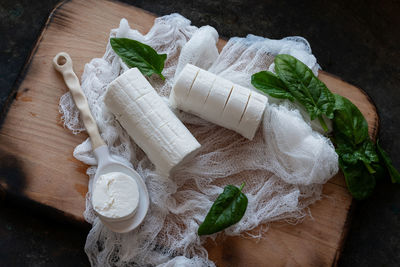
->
58;14;338;266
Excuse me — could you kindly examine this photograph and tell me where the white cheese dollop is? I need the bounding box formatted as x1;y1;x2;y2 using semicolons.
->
92;172;140;219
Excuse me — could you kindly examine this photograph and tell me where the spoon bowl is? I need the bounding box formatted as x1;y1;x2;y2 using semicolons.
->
93;145;149;233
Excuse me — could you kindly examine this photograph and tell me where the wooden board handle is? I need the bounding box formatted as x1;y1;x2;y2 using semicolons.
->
53;52;105;150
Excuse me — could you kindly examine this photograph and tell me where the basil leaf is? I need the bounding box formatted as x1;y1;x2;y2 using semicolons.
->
376;140;400;183
362;140;380;164
333;94;369;145
274;54;335;131
110;38;167;80
335;137;379;165
340;160;376;200
198;183;248;236
251;71;294;101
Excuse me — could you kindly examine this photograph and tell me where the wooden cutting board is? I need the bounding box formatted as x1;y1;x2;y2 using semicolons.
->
0;0;378;265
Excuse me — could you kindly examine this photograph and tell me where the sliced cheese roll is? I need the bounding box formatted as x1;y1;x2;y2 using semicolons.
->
221;85;250;128
169;64;268;140
105;68;201;176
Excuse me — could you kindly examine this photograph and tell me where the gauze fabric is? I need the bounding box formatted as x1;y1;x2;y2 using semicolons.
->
58;14;338;267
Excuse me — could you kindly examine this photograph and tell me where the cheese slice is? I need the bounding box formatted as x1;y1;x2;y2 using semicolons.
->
221;85;250;128
186;69;217;115
202;76;233;124
237;92;269;140
169;64;200;108
105;68;201;175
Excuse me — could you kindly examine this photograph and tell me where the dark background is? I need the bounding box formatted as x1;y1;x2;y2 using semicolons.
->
1;0;399;266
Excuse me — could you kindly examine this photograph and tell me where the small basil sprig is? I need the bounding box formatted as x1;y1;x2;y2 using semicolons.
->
198;183;248;236
110;38;167;80
251;54;400;199
252;54;335;132
332;94;381;198
333;94;379;173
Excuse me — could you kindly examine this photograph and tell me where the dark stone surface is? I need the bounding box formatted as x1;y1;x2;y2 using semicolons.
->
0;0;399;266
0;194;90;266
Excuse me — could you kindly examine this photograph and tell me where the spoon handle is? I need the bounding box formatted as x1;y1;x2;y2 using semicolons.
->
53;52;105;150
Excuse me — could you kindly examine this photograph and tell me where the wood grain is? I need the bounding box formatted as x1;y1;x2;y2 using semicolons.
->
0;0;378;265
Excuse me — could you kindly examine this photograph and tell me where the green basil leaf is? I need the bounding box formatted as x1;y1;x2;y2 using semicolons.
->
376;140;400;183
274;54;336;121
362;140;380;163
198;183;248;236
110;38;167;80
335;136;378;167
335;141;357;164
333;94;369;145
340;160;376;200
251;71;294;101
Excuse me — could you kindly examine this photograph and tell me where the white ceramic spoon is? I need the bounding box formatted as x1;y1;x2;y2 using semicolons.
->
53;52;149;233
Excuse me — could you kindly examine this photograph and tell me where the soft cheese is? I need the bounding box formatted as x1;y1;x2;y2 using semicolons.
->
237;92;269;139
170;64;200;108
105;68;201;175
169;64;269;140
202;76;233;123
92;172;139;219
221;85;250;128
186;69;217;115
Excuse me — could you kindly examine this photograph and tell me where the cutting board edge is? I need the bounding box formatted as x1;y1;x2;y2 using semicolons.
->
0;1;69;126
318;71;379;266
332;198;356;266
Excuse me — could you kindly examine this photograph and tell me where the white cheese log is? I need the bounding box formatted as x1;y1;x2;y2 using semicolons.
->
105;68;201;175
169;64;268;140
